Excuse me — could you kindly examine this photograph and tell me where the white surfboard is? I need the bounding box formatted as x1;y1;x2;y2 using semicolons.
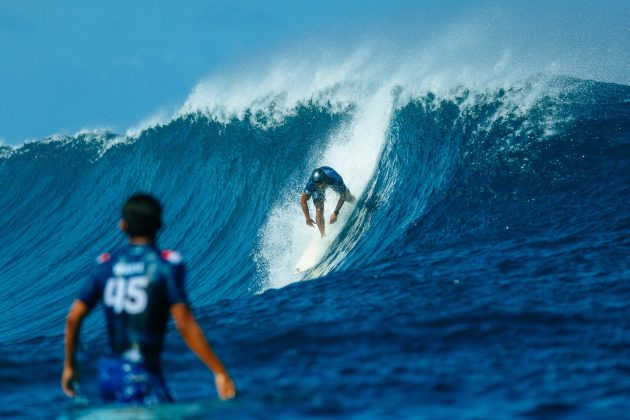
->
292;231;337;274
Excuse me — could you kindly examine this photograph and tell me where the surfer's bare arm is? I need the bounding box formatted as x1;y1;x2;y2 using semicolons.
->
61;300;90;397
301;192;315;227
330;195;346;224
171;303;236;400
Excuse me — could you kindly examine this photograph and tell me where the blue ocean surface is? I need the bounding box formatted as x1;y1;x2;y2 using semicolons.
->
0;75;629;419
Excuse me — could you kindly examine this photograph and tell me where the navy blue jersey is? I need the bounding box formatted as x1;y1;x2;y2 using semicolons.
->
78;244;188;372
304;166;347;197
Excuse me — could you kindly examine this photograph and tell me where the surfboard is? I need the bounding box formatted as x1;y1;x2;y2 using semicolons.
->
292;231;336;274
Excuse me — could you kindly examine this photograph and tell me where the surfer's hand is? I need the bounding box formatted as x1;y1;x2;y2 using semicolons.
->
214;372;236;400
306;218;316;227
329;212;338;224
61;366;77;397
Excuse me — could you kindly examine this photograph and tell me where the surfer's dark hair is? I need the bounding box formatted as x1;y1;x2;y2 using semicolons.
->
122;193;163;238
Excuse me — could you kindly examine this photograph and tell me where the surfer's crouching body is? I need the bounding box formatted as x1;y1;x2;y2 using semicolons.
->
300;166;355;237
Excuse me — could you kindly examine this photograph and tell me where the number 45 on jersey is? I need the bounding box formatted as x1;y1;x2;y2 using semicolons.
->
104;276;149;314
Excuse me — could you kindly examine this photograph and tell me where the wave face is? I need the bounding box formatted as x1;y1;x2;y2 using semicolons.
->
1;76;629;418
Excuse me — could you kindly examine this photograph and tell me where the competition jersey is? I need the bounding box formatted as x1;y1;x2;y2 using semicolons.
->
304;166;347;196
78;244;188;372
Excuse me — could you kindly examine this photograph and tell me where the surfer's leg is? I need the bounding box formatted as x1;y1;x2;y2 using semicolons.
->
314;199;325;237
98;357;120;402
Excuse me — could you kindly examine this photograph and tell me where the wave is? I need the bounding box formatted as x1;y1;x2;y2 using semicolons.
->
0;75;628;343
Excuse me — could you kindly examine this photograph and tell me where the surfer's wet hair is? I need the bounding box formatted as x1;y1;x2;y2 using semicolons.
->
122;193;163;238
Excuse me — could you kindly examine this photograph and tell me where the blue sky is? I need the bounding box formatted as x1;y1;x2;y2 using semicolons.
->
1;0;628;144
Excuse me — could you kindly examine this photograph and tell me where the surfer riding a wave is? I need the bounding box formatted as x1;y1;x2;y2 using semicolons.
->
300;166;355;237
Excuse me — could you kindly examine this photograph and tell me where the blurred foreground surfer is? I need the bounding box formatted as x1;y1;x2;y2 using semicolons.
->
61;193;236;403
300;166;356;237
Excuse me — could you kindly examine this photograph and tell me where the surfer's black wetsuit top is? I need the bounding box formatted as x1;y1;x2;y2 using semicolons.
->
304;166;348;202
78;244;188;373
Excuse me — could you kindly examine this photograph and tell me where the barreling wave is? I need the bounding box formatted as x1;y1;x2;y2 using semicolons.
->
1;75;628;343
322;77;630;277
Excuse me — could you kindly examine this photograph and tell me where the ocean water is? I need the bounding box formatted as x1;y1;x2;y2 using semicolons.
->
0;74;629;419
